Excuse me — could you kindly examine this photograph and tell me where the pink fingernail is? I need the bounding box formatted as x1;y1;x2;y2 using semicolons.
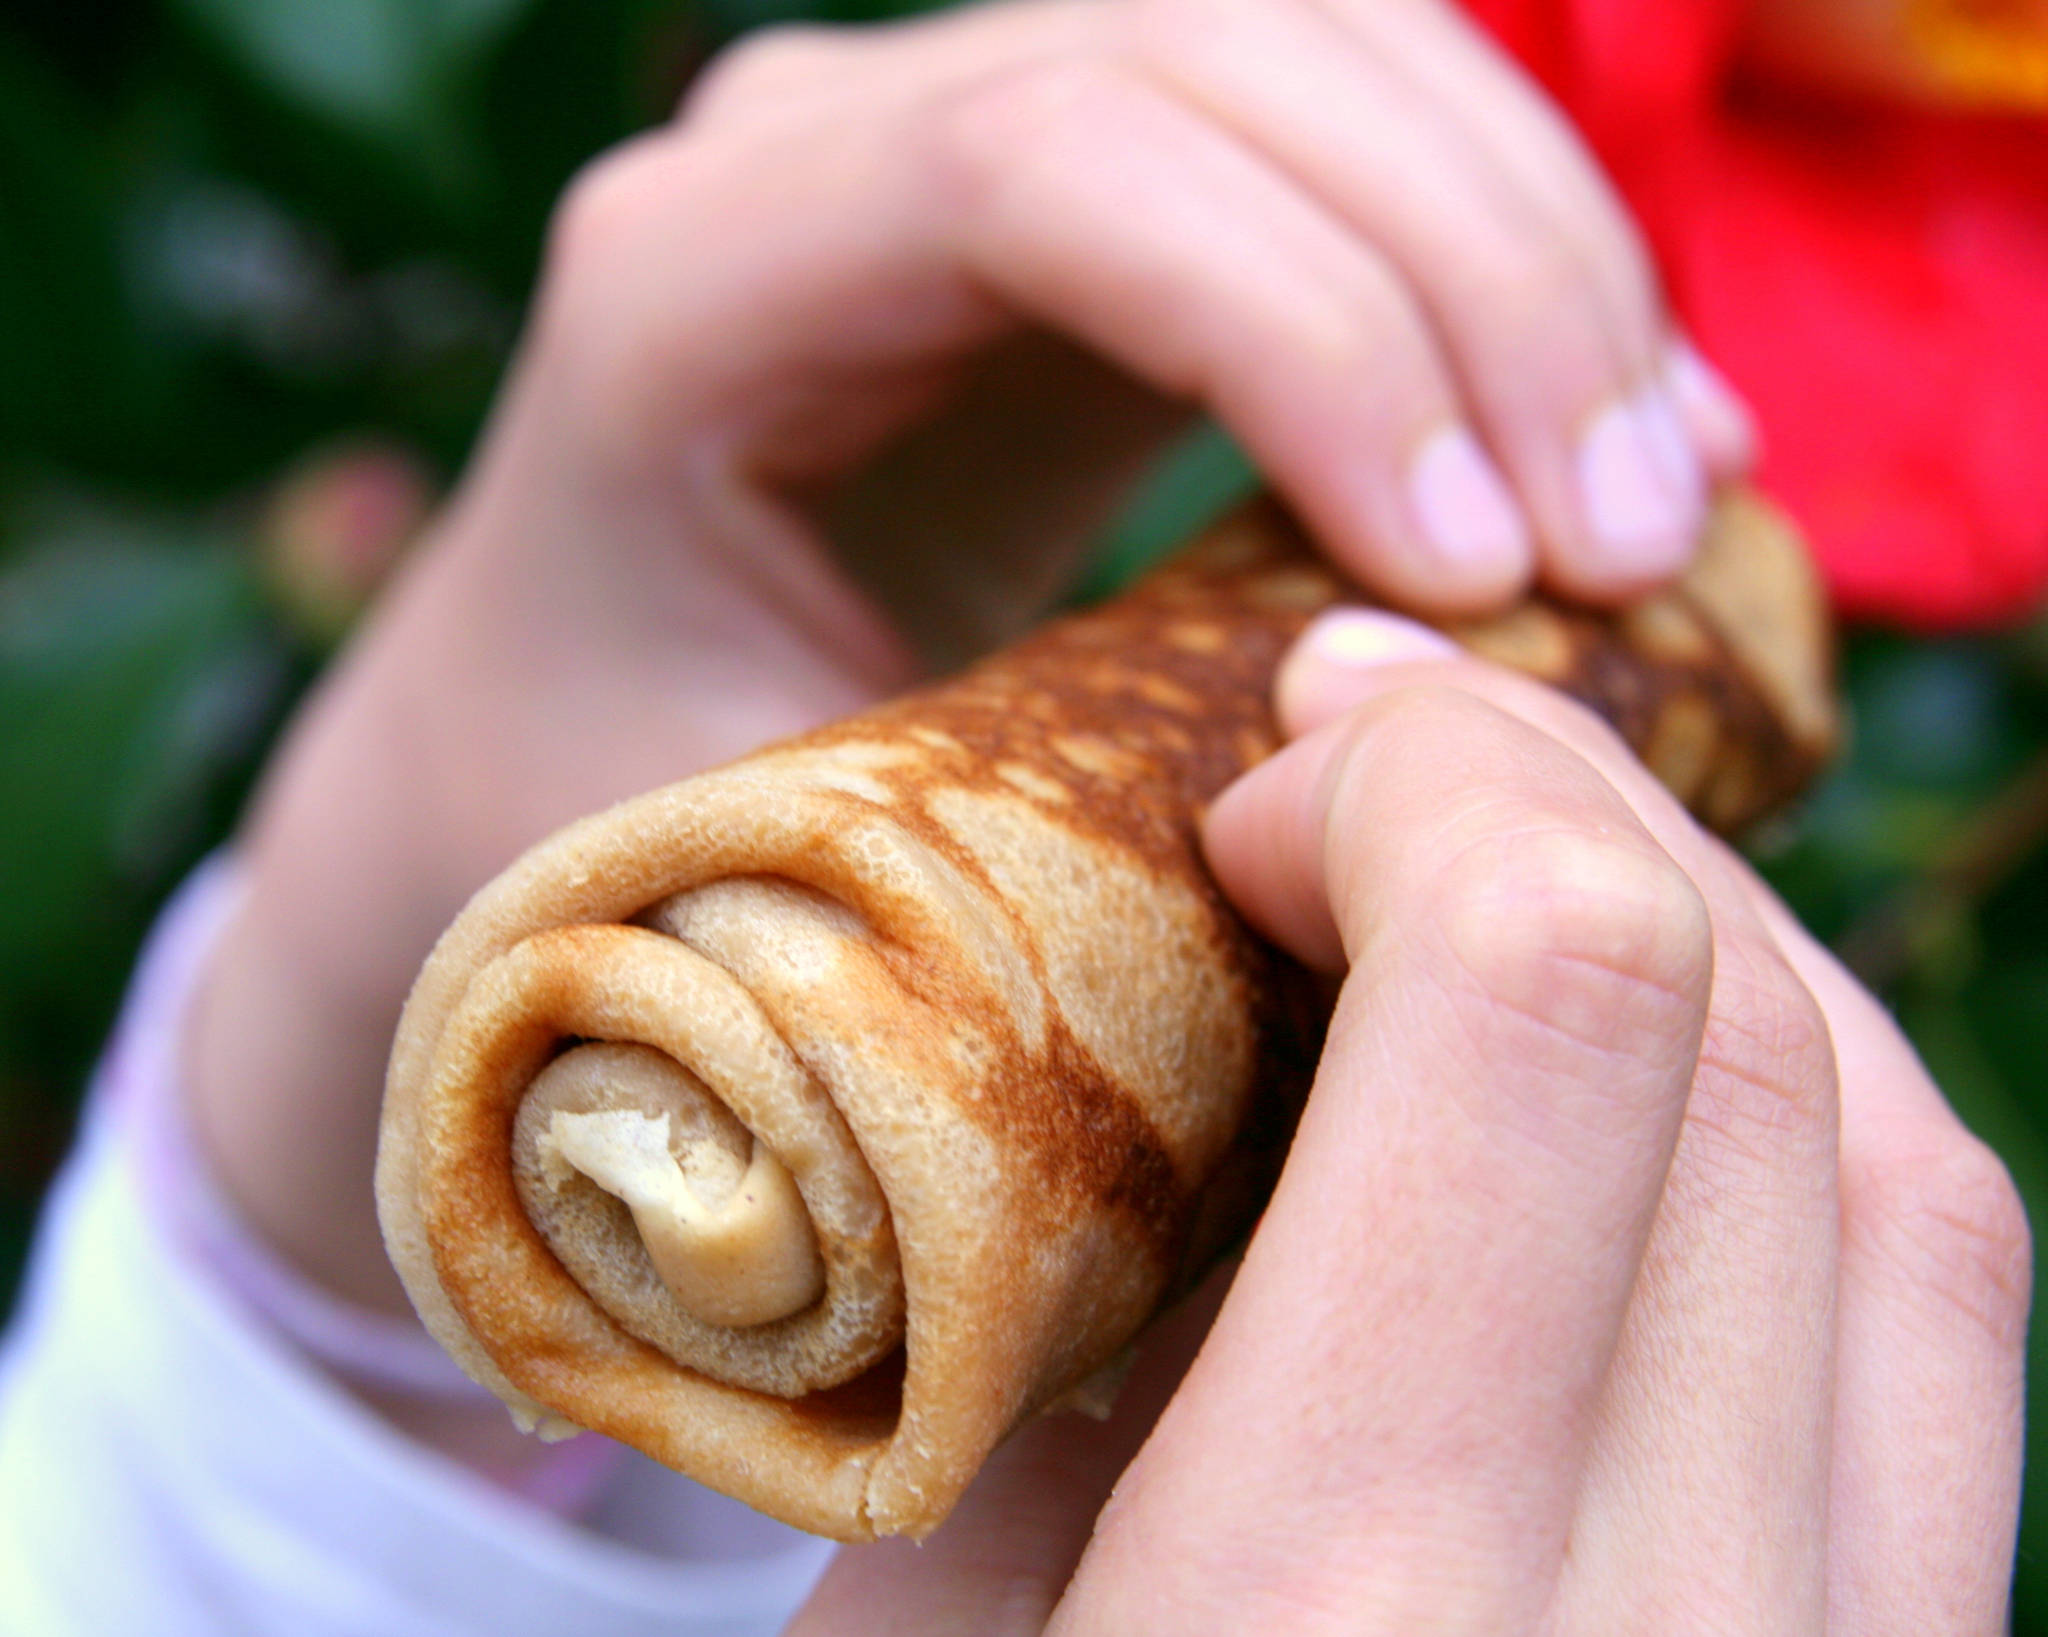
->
1407;426;1532;582
1299;607;1460;668
1637;387;1707;515
1575;391;1704;579
1666;340;1758;467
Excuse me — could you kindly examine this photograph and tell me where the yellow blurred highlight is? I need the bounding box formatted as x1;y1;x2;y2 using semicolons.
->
1743;0;2048;110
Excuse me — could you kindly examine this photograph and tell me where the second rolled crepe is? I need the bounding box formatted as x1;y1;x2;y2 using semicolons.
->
377;492;1837;1542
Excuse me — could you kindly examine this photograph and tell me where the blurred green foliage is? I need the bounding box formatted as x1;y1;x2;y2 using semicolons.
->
0;0;715;1322
1;0;2044;1616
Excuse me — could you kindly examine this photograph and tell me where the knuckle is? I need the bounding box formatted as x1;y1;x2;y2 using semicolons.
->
1122;0;1184;53
1234;253;1435;422
1319;688;1714;1150
1322;259;1437;384
1546;167;1668;339
929;56;1125;207
535;138;711;439
1596;223;1666;340
1427;814;1713;1062
1123;0;1244;66
1501;189;1665;361
681;23;844;125
1450;230;1617;389
545;138;670;294
1686;940;1839;1155
1850;1126;2033;1352
1466;233;1589;331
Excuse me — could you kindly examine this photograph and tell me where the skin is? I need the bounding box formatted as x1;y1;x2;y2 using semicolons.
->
789;616;2029;1633
179;0;2025;1621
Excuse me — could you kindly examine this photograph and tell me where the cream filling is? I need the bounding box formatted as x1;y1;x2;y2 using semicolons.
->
541;1109;825;1328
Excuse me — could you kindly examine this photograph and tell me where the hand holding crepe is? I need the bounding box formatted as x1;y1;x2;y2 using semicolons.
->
376;491;1836;1541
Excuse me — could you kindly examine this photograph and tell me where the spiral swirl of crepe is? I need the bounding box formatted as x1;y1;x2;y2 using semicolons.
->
376;491;1837;1542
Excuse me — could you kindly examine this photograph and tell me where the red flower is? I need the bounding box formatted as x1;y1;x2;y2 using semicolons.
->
1462;0;2048;629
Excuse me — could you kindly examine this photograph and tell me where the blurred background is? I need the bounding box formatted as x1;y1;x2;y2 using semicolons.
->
1;0;2043;1617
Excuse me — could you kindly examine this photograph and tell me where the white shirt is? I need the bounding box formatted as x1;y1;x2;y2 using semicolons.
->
0;864;835;1636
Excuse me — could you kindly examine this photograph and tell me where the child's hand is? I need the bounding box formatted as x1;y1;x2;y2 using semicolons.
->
786;615;2026;1636
192;0;1750;1398
531;0;1750;624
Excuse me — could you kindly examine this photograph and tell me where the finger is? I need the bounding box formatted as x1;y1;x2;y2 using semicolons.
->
1203;617;1462;970
544;53;1542;614
1557;924;1837;1630
783;1266;1233;1637
681;0;1104;132
1310;0;1660;360
690;0;1753;609
1666;339;1759;476
937;57;1536;611
1082;691;1713;1630
1306;0;1759;477
1263;612;1843;1626
534;0;1119;488
1273;602;2024;1626
1742;893;2027;1634
1130;0;1701;599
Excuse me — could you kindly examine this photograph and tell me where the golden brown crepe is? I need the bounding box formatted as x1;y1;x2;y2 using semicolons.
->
376;491;1836;1542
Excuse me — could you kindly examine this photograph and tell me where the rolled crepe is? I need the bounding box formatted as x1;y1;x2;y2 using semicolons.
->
377;491;1836;1541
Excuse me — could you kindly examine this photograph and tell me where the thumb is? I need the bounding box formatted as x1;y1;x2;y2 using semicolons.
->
1201;608;1458;971
1067;619;1714;1633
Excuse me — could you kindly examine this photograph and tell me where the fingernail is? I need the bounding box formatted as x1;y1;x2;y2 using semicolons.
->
1298;607;1461;668
1637;387;1707;513
1278;608;1460;735
1665;339;1758;467
1406;426;1532;582
1575;389;1705;578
